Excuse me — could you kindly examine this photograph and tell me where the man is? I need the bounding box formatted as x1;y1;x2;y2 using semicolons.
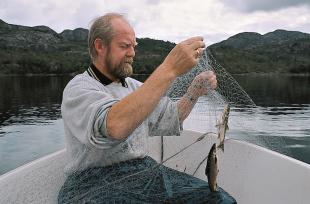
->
59;13;235;203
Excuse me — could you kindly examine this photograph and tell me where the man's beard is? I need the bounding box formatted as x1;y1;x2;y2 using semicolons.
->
106;54;133;79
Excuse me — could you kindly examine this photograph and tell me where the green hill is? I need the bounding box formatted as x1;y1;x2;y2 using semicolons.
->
1;19;309;75
208;30;310;74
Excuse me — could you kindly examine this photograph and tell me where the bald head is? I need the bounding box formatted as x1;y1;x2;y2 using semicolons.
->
88;13;134;61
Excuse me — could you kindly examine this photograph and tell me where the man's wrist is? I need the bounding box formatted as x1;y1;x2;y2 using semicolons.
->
158;63;178;80
184;92;199;103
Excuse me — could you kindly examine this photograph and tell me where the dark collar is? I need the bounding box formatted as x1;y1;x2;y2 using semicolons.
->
87;63;128;87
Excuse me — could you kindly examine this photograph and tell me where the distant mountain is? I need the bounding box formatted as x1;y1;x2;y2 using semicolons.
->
0;20;175;75
208;29;310;74
0;19;309;75
60;28;88;42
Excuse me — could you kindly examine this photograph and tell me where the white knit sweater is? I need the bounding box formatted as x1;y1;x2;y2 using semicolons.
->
61;72;182;175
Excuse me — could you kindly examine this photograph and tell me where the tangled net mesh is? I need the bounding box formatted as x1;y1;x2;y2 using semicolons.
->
60;49;288;203
167;49;291;155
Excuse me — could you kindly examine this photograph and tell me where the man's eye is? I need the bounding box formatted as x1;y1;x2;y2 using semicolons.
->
120;44;130;49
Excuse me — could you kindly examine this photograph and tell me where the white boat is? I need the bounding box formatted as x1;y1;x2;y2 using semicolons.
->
0;130;310;204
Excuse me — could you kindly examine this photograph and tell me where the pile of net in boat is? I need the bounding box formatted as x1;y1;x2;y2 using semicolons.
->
59;155;236;203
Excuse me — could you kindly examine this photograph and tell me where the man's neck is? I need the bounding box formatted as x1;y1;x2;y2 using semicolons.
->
93;60;118;82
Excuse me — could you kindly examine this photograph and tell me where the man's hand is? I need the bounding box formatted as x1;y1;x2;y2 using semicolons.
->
177;71;217;122
187;71;217;99
162;36;205;77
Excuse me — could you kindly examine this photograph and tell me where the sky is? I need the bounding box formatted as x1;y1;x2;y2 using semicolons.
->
1;0;310;45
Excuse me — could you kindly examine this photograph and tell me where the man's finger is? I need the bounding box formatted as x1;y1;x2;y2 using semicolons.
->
205;70;214;75
209;75;216;81
189;41;205;50
182;36;204;44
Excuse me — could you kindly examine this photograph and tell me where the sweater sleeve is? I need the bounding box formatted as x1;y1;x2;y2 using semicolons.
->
61;76;120;149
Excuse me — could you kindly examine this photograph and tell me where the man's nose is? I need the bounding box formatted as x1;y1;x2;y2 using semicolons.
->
127;46;135;58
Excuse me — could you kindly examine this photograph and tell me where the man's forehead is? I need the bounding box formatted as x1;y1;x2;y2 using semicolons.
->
113;33;137;45
111;18;134;34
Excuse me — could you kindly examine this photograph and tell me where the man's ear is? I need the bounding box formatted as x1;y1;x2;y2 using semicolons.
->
94;38;107;57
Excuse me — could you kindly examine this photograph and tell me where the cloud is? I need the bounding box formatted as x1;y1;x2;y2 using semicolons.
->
236;6;310;34
0;0;309;45
1;0;81;30
219;0;310;12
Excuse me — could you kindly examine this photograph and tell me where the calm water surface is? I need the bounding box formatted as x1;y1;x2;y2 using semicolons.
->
0;74;309;175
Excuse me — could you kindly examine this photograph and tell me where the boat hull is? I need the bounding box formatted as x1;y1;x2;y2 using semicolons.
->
0;130;309;204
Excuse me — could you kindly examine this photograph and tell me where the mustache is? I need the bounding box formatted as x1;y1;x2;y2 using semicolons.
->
123;58;134;64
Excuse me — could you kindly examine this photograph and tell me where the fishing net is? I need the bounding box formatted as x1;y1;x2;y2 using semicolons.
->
59;156;236;203
167;49;291;156
59;49;287;203
167;49;256;137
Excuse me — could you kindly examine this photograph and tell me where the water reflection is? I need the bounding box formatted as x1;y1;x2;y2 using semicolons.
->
0;76;72;127
234;75;310;106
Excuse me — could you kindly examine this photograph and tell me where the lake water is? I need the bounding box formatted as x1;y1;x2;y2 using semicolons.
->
0;74;309;175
